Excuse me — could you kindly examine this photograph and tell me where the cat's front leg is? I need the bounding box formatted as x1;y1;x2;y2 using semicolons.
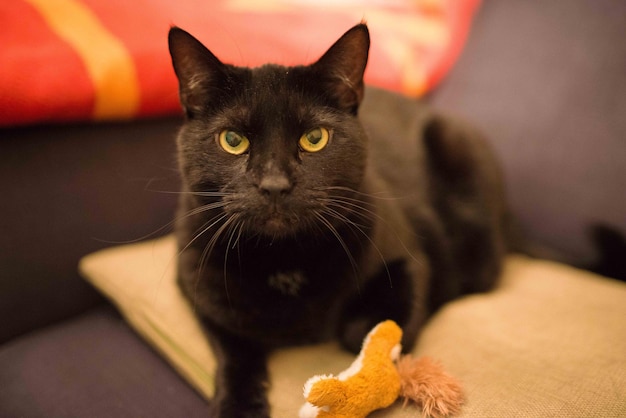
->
339;259;428;354
204;321;270;418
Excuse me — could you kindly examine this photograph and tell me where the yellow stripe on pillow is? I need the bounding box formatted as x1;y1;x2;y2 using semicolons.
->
26;0;140;120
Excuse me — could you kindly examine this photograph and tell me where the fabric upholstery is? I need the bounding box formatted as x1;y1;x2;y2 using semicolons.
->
0;117;181;342
428;0;626;265
0;306;209;418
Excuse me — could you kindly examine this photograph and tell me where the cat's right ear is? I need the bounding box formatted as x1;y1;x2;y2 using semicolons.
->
168;27;225;118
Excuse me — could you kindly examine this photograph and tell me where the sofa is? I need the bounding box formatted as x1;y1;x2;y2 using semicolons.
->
1;1;625;417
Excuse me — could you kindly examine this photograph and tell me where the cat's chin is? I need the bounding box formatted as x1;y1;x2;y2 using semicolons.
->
257;216;299;239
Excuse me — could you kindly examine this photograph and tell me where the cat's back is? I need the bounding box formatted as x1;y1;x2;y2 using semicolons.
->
359;87;509;309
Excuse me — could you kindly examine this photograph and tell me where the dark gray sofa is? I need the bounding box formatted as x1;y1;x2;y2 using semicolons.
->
1;1;625;416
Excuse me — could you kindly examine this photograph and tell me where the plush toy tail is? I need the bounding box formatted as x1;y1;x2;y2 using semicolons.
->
396;355;464;418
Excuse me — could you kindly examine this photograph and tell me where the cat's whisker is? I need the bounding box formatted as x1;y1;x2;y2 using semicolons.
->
150;189;233;198
176;212;229;311
232;219;245;273
151;189;233;250
168;201;229;242
183;200;228;218
321;207;393;289
312;212;362;293
316;185;408;201
200;214;236;272
222;216;244;309
182;212;228;256
322;195;378;211
324;196;423;266
321;199;373;226
96;198;230;246
183;209;228;243
192;213;242;310
148;199;232;309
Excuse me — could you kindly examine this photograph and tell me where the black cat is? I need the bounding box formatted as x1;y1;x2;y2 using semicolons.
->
169;23;509;417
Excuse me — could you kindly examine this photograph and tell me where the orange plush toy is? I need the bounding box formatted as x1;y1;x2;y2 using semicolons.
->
299;320;464;418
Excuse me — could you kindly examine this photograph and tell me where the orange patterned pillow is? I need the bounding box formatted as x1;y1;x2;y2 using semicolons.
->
0;0;480;126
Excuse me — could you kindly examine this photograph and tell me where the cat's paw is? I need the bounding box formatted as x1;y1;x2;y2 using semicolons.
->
339;317;377;354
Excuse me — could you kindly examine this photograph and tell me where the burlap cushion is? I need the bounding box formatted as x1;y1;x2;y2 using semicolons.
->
79;236;626;417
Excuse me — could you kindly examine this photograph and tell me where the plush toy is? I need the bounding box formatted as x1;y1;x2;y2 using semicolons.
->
299;320;402;418
299;320;464;418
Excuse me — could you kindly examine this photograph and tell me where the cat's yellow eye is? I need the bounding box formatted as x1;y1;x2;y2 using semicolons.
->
299;127;330;153
219;130;250;155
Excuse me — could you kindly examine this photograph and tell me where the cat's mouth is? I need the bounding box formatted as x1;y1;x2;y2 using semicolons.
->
262;215;291;235
226;192;319;238
255;208;302;237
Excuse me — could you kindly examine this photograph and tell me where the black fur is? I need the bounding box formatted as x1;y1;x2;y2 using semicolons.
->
169;23;509;417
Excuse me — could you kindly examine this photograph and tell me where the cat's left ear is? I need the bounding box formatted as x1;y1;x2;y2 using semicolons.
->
313;23;370;114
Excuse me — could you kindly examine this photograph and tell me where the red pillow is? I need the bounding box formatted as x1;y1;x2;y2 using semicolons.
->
0;0;480;126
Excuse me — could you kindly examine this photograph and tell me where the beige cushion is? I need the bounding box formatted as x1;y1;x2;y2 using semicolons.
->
79;236;626;417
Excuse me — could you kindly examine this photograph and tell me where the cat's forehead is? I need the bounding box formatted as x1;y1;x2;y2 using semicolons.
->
245;64;311;100
250;63;301;85
225;64;326;121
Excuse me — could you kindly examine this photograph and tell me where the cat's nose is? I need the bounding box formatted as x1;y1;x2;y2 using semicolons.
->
259;174;292;199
